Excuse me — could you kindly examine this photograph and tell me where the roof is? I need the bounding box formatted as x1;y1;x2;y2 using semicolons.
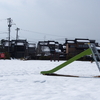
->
28;44;36;47
96;47;100;50
39;41;48;45
49;42;55;44
67;41;75;43
16;43;24;45
76;40;90;43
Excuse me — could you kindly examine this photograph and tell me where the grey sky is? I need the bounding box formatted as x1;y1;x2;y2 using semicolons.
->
0;0;100;44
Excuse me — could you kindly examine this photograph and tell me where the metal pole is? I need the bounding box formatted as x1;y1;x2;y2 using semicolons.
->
7;18;12;52
16;28;20;40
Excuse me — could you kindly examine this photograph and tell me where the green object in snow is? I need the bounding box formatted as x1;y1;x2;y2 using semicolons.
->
40;48;92;75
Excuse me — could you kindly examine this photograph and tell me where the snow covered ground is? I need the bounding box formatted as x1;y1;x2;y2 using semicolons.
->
0;60;100;100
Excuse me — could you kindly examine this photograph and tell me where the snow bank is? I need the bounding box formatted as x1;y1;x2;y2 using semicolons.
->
0;60;100;100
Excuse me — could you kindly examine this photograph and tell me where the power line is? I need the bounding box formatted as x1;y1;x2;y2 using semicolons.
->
0;32;7;34
0;19;7;21
20;28;66;37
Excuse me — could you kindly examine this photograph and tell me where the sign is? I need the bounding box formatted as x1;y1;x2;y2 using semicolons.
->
0;53;5;58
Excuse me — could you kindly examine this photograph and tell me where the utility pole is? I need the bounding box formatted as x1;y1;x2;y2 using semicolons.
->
15;28;20;40
7;18;13;52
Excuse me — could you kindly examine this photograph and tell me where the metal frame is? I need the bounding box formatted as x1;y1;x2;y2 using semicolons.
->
88;43;100;72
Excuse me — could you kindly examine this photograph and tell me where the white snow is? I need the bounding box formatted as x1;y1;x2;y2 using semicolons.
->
40;42;48;45
28;44;35;47
67;41;75;43
0;60;100;100
49;42;55;44
17;43;24;45
63;46;66;49
76;40;90;43
55;49;61;52
4;42;9;46
96;47;100;50
41;46;50;52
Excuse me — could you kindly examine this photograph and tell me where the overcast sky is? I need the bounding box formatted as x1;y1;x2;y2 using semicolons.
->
0;0;100;44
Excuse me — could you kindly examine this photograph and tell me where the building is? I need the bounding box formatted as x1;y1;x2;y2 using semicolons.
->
10;40;28;58
36;41;61;60
65;38;96;59
0;38;99;60
27;43;36;59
